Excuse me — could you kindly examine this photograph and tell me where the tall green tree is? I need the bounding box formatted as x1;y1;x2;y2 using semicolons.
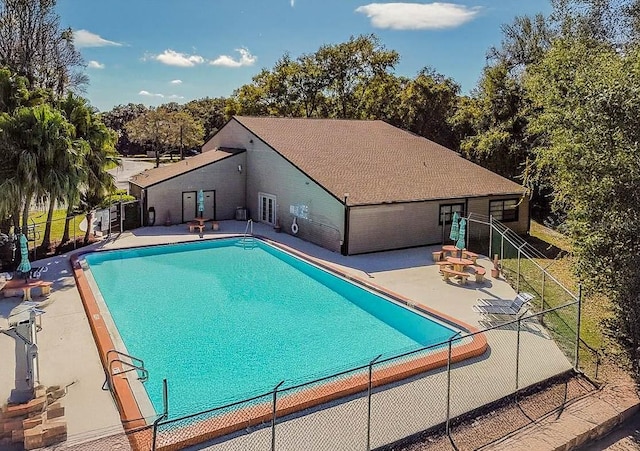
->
100;103;149;154
450;62;532;180
0;0;86;93
0;103;73;234
125;108;204;166
58;94;117;245
393;68;460;149
525;38;640;375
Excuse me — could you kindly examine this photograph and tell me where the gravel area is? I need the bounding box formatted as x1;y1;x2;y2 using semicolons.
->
385;374;597;451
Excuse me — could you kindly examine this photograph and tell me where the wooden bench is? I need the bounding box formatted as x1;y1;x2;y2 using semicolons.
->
470;266;486;283
463;250;479;264
435;261;453;272
441;268;470;284
432;251;444;262
187;222;205;233
2;279;53;301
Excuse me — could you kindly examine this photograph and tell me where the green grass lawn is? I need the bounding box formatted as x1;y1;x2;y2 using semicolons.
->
501;221;613;378
28;209;86;249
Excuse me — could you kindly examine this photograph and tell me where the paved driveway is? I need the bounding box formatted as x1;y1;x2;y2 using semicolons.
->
108;158;155;191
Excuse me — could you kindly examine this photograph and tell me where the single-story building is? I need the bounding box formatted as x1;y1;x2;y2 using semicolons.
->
129;116;529;255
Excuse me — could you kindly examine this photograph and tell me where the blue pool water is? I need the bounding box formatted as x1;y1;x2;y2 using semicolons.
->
85;239;456;417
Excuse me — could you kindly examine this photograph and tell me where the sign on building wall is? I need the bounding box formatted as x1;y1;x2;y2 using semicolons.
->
290;204;309;219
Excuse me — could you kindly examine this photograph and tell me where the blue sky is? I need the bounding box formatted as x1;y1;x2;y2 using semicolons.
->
57;1;552;112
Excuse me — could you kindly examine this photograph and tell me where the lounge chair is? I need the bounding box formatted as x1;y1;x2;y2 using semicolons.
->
473;293;533;317
476;292;534;308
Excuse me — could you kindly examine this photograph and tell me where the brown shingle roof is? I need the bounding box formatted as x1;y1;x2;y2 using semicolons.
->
233;116;525;205
129;149;242;188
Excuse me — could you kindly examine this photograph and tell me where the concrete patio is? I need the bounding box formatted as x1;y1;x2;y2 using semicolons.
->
0;220;574;449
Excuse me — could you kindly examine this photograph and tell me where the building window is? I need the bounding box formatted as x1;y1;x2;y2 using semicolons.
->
439;203;465;225
490;199;519;222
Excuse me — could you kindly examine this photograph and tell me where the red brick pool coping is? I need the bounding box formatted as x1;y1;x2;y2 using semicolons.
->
71;237;488;451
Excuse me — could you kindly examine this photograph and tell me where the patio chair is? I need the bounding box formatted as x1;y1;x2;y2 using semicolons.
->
472;293;533;317
476;292;534;308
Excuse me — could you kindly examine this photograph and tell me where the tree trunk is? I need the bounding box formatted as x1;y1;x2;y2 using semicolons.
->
21;194;31;236
83;211;93;245
41;198;56;250
61;203;74;243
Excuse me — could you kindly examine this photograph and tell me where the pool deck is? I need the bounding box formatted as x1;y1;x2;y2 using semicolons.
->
0;221;573;449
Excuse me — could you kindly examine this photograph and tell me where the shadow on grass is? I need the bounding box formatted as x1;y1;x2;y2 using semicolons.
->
523;234;569;259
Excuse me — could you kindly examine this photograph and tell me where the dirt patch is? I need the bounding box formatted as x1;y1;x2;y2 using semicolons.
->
384;374;597;451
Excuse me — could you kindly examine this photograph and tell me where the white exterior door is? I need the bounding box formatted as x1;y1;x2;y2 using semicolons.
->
182;191;196;222
258;193;276;226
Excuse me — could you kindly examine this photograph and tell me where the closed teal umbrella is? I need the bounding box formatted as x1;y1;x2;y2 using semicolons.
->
16;234;31;280
455;218;467;256
449;211;460;242
197;189;205;218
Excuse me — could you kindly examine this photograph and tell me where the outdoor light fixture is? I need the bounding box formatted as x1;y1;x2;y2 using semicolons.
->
238;164;243;173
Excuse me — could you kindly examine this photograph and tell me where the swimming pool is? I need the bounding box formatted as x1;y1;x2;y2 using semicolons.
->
83;238;459;417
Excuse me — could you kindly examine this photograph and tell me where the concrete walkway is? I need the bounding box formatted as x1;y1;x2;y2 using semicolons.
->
489;377;639;451
1;221;575;449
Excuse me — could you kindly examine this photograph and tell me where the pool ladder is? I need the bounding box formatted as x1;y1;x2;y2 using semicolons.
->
102;349;149;392
242;219;256;249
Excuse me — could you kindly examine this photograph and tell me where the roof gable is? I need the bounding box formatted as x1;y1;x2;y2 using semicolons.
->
129;149;243;189
232;116;525;205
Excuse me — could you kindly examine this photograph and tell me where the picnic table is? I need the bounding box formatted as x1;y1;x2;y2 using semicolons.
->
446;257;473;272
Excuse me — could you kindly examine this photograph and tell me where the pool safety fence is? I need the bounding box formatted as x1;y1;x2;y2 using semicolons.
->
466;214;601;381
77;215;599;450
132;301;581;451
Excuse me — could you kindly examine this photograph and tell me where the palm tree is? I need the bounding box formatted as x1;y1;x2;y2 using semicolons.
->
58;94;118;244
0;104;73;235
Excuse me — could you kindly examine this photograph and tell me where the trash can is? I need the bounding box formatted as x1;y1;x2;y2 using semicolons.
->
235;207;247;221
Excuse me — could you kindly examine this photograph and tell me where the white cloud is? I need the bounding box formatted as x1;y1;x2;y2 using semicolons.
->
210;48;257;68
290;0;295;6
139;90;164;98
168;94;185;99
170;79;183;85
355;2;481;30
155;49;204;67
74;29;122;48
88;60;105;69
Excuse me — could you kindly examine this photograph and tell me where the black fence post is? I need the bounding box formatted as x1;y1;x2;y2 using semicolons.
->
446;332;462;440
152;378;168;451
367;354;382;451
271;380;285;451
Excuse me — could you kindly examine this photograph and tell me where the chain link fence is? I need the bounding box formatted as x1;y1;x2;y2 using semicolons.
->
53;215;597;451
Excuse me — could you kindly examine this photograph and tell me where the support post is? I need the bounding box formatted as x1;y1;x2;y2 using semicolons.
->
517;247;521;292
367;354;382;451
515;317;521;396
541;271;546;323
271;380;285;451
574;284;583;370
151;379;169;451
488;215;493;257
73;215;76;249
446;331;462;439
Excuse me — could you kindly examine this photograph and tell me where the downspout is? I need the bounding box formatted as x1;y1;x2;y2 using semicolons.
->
342;194;350;256
142;189;148;226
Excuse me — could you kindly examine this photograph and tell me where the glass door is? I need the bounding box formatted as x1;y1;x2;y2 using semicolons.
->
258;193;276;226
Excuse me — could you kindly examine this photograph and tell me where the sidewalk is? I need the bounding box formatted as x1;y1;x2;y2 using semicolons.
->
488;375;640;451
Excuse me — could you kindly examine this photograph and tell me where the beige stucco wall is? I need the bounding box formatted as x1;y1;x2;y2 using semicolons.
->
348;201;442;254
347;195;529;255
467;194;529;234
202;120;247;152
145;153;246;224
245;138;345;253
206;119;345;252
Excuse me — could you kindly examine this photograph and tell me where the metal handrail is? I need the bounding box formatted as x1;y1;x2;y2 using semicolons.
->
242;219;254;249
103;349;149;391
